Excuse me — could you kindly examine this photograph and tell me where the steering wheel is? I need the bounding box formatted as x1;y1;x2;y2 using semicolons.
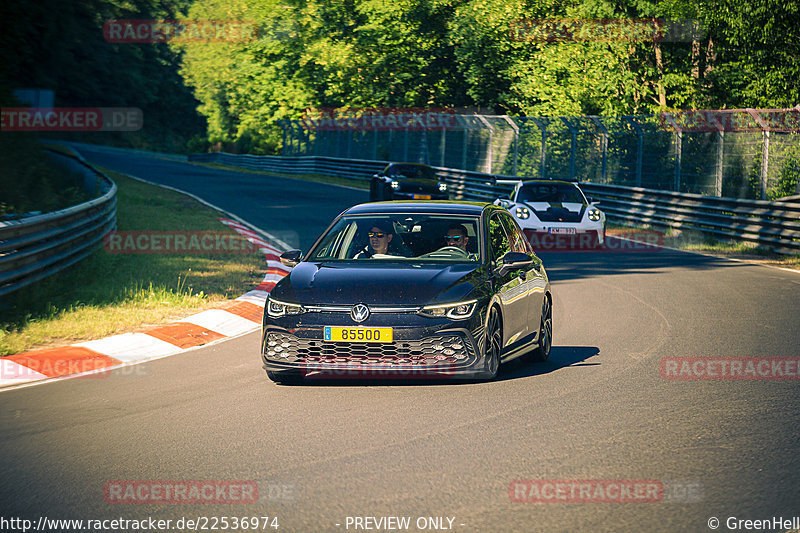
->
354;244;373;258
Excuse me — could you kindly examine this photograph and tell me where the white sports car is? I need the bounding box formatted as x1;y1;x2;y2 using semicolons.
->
493;179;606;248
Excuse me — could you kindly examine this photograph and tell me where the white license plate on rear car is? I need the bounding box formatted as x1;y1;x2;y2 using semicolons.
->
548;228;577;234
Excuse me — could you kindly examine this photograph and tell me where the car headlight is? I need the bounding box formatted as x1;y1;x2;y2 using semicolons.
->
438;182;447;192
418;299;478;319
390;180;400;190
588;209;602;221
515;207;530;220
266;297;306;318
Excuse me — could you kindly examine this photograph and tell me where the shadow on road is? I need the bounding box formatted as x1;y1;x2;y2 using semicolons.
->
538;244;743;283
497;345;600;381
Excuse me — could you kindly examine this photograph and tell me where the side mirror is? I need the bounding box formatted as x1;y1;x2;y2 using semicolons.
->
279;249;303;268
587;197;596;205
495;251;532;277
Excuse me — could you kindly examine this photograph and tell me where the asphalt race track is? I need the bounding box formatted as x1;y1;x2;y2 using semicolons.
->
1;146;799;532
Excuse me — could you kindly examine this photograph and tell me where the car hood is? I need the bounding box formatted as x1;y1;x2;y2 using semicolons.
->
523;201;586;223
393;178;442;193
271;261;484;306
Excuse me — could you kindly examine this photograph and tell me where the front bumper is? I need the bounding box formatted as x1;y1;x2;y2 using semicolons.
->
262;315;486;379
522;224;605;250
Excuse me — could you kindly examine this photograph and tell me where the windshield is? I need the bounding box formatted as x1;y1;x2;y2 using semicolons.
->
307;214;481;262
385;164;436;181
516;183;585;204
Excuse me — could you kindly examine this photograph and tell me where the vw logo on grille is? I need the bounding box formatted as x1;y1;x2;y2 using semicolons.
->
351;303;370;323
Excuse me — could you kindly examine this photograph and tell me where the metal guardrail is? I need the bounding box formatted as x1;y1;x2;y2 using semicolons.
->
189;152;800;252
579;183;800;252
0;148;117;297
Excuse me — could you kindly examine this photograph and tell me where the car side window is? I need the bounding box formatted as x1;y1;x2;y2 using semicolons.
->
499;214;529;254
489;214;512;263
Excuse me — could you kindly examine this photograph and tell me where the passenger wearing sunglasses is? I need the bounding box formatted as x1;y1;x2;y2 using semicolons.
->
439;223;477;260
444;223;470;252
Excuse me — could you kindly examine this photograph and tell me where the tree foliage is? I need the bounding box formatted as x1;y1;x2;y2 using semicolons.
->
2;0;796;154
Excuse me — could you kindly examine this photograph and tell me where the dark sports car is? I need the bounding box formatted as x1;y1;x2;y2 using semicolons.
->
369;163;449;201
261;201;552;383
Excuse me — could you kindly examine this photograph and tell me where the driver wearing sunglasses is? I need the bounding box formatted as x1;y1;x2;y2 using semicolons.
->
367;226;393;255
354;220;405;258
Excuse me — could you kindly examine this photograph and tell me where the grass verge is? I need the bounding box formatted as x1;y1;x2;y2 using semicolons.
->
0;168;266;356
188;161;371;190
609;222;800;270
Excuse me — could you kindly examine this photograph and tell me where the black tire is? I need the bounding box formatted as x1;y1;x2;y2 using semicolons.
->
483;306;502;380
266;370;304;385
532;296;552;362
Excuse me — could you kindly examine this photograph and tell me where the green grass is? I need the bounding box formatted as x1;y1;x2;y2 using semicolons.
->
0;168;266;355
188;161;371;190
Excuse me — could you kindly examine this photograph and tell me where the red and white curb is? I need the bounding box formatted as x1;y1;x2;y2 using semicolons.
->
0;218;290;391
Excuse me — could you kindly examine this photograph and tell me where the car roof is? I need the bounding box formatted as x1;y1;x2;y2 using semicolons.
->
519;179;580;186
346;201;491;216
385;162;432;169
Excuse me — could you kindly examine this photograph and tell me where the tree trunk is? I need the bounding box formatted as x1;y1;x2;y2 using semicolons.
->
655;41;667;107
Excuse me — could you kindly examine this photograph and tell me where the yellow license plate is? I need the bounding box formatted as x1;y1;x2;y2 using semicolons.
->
324;326;393;343
413;194;432;199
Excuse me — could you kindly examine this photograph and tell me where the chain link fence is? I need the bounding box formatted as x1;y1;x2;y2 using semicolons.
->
278;108;800;201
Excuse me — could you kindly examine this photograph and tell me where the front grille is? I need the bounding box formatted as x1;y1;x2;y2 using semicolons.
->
265;331;475;366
